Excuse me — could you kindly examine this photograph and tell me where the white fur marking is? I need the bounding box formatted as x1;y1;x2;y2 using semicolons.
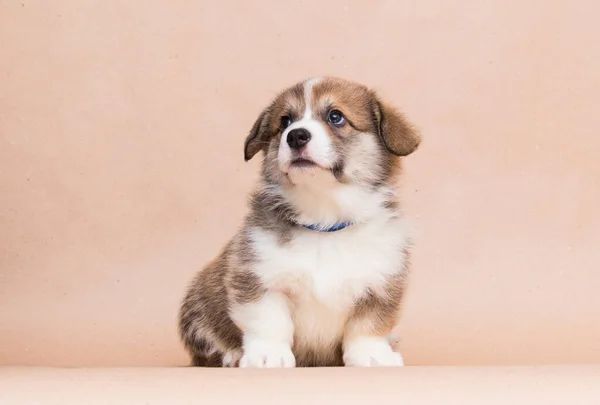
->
248;215;410;359
278;77;336;173
302;77;321;119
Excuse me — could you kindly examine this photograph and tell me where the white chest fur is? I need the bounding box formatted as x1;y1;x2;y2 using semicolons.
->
248;216;410;349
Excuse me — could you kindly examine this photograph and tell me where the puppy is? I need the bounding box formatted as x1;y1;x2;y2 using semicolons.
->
179;77;421;368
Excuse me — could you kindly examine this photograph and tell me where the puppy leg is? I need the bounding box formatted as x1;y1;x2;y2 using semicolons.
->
343;272;406;367
230;291;296;368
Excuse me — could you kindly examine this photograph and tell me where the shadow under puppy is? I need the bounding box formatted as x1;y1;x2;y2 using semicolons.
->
179;77;421;367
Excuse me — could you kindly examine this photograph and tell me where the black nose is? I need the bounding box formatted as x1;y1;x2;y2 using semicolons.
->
287;128;311;150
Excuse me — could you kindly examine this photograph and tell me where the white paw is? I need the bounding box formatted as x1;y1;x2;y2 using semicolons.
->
344;337;405;367
239;340;296;368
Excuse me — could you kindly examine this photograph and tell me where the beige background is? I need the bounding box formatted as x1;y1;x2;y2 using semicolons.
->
1;0;599;367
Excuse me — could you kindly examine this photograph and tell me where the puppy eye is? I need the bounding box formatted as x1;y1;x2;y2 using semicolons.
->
328;109;345;126
281;116;292;130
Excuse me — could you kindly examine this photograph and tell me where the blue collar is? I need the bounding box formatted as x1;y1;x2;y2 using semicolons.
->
300;222;354;232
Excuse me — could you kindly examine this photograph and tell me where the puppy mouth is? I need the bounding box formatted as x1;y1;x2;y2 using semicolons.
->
289;158;318;169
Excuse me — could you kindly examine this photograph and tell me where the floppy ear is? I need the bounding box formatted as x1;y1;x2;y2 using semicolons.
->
244;108;273;161
373;100;421;157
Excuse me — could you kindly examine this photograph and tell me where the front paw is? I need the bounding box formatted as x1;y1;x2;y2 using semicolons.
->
343;337;404;367
239;340;296;368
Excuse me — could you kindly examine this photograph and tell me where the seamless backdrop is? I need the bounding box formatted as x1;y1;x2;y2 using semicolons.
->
1;0;599;366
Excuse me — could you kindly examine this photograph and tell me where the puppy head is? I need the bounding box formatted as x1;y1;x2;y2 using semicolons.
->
244;77;421;188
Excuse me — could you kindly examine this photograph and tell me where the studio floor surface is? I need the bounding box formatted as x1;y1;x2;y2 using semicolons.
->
1;365;599;405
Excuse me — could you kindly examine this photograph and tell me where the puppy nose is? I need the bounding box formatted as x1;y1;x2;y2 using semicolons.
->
287;128;311;150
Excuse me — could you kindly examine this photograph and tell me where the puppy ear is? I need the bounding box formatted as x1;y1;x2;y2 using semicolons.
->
373;99;421;157
244;108;273;161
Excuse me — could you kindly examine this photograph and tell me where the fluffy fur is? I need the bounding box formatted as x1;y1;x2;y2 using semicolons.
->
179;77;421;367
